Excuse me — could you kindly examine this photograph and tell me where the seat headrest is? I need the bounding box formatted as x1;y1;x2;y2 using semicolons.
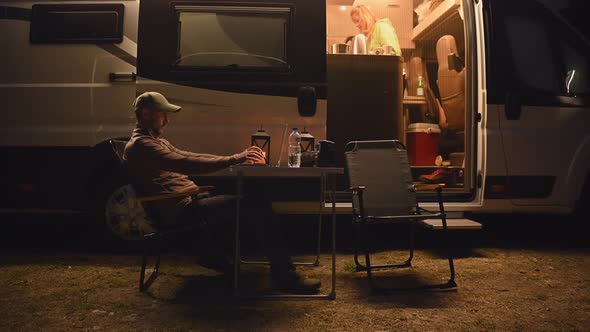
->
436;35;459;71
407;56;427;96
409;57;423;78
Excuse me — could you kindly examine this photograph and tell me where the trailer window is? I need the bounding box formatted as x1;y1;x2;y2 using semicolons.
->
174;5;291;71
30;4;124;43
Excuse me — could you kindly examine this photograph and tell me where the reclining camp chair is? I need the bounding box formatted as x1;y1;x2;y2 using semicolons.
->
345;140;456;292
106;139;213;292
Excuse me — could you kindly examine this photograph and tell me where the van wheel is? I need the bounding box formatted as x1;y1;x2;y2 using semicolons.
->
574;176;590;227
90;184;129;251
88;168;141;252
103;184;158;242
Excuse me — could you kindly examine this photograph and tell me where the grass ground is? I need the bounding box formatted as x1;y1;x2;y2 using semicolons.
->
1;247;589;331
2;213;590;331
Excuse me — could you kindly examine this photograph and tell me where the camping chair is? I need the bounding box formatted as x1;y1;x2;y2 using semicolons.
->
344;140;456;292
106;139;213;292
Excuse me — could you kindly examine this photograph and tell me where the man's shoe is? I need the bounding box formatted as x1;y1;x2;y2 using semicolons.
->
197;253;234;275
272;270;321;294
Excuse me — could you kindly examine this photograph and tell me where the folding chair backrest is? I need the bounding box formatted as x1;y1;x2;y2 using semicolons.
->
110;139;131;181
110;139;127;164
345;140;416;216
106;139;157;240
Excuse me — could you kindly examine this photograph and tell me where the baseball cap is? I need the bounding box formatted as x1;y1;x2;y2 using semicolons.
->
133;92;181;113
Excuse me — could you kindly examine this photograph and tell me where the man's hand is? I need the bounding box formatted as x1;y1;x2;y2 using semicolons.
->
235;146;265;164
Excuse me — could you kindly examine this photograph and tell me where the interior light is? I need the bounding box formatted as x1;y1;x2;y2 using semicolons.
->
340;6;347;11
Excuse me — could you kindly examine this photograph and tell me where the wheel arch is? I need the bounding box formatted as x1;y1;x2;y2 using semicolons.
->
566;135;590;209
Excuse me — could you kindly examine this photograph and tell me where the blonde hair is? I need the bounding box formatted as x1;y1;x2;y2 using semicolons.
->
350;5;377;37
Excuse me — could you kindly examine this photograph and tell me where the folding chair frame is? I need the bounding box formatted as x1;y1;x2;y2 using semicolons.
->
109;139;215;293
139;232;162;292
138;223;205;292
345;139;457;293
352;185;456;292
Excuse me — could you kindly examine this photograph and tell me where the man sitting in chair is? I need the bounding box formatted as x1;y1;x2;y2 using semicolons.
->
124;91;320;294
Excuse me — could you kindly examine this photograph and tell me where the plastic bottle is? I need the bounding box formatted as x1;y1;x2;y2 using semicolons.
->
288;128;301;168
417;75;424;96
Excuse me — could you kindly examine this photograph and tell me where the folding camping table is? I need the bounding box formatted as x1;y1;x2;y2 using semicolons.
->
205;165;344;300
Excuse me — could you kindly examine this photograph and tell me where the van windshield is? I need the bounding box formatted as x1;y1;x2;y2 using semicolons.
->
176;9;290;70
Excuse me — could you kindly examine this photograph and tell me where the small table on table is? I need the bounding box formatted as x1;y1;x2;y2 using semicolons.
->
207;165;344;300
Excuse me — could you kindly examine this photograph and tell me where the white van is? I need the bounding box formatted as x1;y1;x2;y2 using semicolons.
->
1;0;588;225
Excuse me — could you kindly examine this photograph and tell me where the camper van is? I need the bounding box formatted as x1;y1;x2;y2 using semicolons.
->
1;0;589;229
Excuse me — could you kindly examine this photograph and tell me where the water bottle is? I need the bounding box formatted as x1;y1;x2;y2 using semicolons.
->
288;128;301;168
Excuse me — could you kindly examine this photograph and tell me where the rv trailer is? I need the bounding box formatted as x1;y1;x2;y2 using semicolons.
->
1;0;589;236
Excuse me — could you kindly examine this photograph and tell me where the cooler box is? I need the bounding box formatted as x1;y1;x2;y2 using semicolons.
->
406;123;441;166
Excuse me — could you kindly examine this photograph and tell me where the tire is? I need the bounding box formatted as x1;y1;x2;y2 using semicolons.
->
573;174;590;228
87;162;143;252
89;178;126;248
103;184;157;242
86;139;151;251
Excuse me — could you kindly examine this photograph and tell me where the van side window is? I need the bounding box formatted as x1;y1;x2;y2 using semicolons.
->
503;16;559;95
558;40;589;95
173;5;291;72
30;4;124;44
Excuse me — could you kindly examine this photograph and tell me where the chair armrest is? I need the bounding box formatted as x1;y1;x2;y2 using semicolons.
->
136;186;215;203
348;186;366;192
414;183;445;191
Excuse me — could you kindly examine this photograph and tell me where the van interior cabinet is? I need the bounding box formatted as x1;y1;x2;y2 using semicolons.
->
327;54;403;166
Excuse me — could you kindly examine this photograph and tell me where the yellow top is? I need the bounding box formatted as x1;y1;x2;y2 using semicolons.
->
367;18;402;56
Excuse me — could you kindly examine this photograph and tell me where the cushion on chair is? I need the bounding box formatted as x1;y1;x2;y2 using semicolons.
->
105;184;157;241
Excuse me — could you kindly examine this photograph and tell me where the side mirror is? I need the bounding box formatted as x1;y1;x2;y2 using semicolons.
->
447;53;464;72
565;69;576;95
298;86;317;117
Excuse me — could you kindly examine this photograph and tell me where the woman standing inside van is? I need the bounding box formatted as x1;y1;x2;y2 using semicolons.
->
350;5;402;56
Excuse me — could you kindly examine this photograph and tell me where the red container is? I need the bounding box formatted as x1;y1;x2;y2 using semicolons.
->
406;123;441;166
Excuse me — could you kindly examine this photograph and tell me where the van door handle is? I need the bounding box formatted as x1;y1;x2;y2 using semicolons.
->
109;72;136;82
504;92;522;120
